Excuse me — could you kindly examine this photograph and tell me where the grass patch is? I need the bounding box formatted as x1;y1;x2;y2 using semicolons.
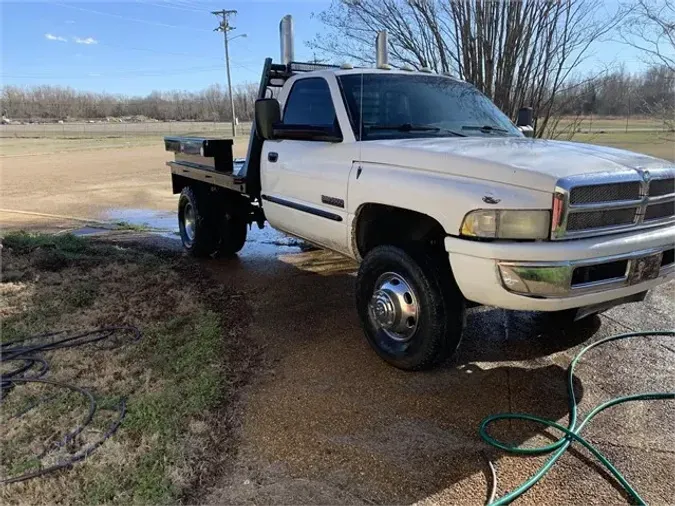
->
1;231;253;505
114;221;152;232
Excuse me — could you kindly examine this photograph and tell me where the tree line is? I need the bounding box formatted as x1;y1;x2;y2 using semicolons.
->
0;82;259;122
557;65;673;118
2;63;671;127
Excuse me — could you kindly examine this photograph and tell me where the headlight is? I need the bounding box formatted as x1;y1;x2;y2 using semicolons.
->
460;209;551;239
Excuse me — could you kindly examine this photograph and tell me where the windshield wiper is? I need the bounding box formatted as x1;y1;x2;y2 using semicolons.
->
461;125;510;133
364;123;465;136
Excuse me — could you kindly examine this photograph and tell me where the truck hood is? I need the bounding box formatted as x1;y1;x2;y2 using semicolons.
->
360;137;673;193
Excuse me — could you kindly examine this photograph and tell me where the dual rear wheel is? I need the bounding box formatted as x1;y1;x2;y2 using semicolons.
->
178;186;247;257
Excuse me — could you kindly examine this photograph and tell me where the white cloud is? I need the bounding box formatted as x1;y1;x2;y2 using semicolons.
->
45;33;67;42
65;20;75;24
74;37;98;45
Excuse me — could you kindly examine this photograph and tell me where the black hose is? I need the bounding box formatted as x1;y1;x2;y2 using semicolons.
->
1;326;141;485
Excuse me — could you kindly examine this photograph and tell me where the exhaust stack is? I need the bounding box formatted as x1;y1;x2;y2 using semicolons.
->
376;31;389;69
280;15;294;65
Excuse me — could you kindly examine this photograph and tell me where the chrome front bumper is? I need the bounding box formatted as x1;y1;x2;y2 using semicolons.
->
445;225;675;311
498;246;675;298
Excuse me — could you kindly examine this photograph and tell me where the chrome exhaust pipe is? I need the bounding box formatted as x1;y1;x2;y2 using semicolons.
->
376;31;389;69
280;15;294;65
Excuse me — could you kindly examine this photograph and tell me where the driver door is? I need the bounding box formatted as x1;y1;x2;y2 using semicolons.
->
261;76;356;254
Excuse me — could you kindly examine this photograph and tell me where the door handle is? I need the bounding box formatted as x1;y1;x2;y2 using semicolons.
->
268;152;279;163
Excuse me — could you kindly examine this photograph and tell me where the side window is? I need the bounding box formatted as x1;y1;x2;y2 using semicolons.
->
283;78;337;127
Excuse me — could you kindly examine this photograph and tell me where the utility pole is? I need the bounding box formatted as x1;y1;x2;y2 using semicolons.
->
213;9;238;137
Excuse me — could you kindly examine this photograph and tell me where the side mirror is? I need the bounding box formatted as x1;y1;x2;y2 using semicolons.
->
516;107;534;138
516;106;533;127
255;98;280;140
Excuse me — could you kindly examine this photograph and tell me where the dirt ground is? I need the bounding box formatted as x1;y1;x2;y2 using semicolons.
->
196;243;674;505
1;135;674;504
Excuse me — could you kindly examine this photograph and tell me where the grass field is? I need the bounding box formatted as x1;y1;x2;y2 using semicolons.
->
574;130;674;161
0;121;253;139
1;117;672;160
553;115;668;132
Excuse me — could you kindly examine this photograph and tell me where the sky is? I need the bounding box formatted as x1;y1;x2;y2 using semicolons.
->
0;0;661;97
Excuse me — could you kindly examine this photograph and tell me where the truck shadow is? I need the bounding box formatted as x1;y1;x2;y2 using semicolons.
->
454;306;601;365
205;252;600;504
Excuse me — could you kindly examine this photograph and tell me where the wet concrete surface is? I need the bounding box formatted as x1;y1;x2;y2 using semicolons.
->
189;234;675;505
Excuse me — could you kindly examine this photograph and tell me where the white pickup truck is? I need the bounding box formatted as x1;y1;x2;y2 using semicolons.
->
165;17;674;370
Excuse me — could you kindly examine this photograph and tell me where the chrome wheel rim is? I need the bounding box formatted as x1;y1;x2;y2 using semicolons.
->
368;272;419;342
183;202;196;243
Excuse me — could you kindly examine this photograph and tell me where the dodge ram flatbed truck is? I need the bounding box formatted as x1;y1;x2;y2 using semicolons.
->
165;17;675;371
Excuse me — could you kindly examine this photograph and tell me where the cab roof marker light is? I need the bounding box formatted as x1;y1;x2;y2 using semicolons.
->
401;64;414;71
340;63;354;70
419;66;433;73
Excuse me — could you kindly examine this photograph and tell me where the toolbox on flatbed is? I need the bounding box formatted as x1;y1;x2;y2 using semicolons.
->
164;136;246;192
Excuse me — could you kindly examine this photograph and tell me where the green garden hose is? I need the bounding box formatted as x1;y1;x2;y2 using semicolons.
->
479;330;675;505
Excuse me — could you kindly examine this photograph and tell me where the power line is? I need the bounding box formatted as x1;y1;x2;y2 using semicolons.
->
1;59;258;82
1;66;227;80
137;0;211;14
53;2;213;33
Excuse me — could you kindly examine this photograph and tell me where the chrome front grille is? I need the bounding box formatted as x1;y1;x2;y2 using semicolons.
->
569;182;640;204
552;169;675;240
649;178;675;197
566;208;638;231
645;201;675;221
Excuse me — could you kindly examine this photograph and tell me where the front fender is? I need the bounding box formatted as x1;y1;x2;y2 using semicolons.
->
347;162;553;237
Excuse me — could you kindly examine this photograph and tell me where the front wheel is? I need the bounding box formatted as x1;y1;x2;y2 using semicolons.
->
356;245;465;371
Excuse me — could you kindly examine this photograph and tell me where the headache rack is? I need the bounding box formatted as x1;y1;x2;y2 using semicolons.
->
165;14;368;200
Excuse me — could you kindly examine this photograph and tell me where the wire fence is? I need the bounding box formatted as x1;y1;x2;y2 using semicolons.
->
0;121;253;139
1;116;669;141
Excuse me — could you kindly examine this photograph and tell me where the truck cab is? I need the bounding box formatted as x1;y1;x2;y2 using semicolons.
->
165;16;675;371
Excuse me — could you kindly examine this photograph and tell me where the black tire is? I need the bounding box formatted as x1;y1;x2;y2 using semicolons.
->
178;186;218;256
356;245;465;371
216;212;247;256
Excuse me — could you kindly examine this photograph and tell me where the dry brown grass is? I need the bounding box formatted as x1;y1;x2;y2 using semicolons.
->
0;232;255;504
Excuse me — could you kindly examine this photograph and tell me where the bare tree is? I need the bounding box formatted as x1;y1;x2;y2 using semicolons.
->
620;0;675;72
310;0;626;137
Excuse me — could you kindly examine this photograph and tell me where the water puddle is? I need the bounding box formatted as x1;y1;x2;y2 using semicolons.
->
71;226;110;237
243;227;306;257
71;208;351;274
103;208;178;232
96;208;308;257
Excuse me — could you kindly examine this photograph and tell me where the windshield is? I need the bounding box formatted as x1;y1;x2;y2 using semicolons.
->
337;73;522;141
